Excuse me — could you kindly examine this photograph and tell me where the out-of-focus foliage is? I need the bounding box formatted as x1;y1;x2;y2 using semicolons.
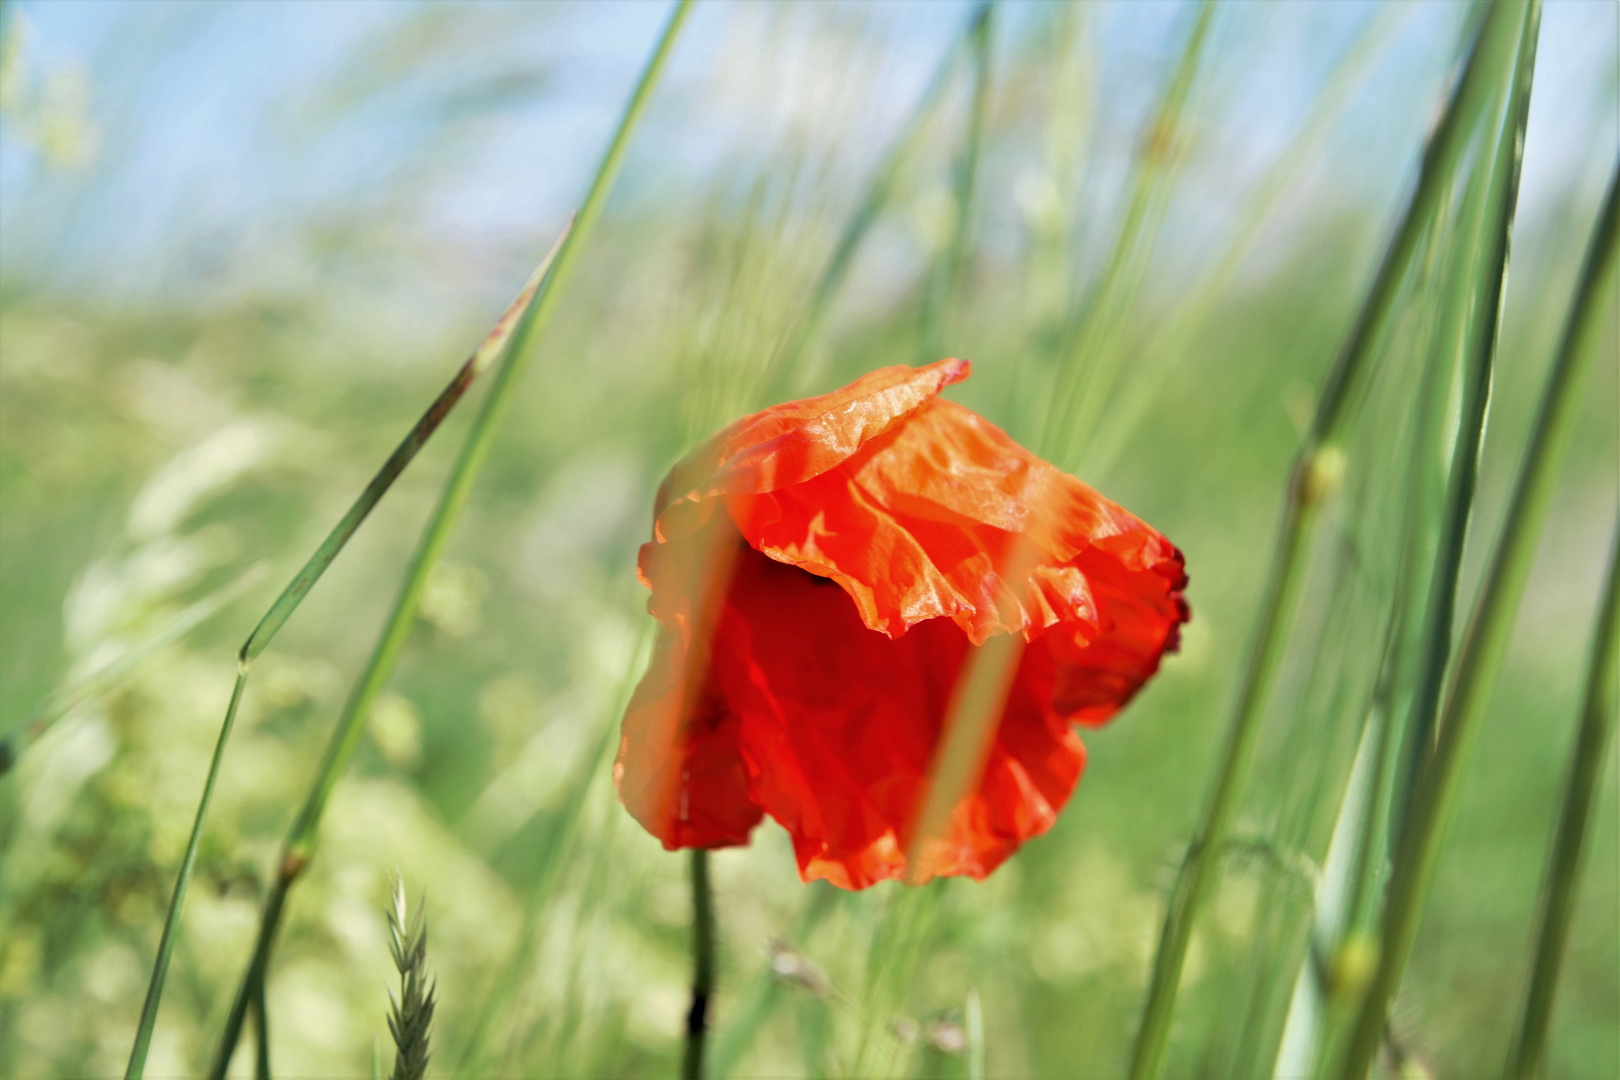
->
0;2;1614;1078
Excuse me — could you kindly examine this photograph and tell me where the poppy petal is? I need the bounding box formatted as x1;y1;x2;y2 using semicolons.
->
707;542;1087;889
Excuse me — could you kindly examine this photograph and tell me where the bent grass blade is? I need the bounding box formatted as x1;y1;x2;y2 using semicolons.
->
121;228;573;1080
201;3;695;1075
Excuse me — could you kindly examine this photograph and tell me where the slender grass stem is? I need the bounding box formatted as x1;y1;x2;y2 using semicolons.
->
121;218;573;1080
1125;5;1528;1076
1336;5;1544;1076
1040;0;1215;470
1505;524;1620;1079
684;849;717;1080
919;2;993;363
121;668;247;1080
202;5;694;1074
767;0;990;398
1500;162;1620;1077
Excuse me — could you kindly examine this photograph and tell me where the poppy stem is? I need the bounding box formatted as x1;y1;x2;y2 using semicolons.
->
684;849;717;1080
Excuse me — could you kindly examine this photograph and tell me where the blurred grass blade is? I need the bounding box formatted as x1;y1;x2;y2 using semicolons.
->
1336;3;1543;1076
1040;0;1216;469
965;986;985;1080
120;203;573;1080
1506;523;1620;1079
919;1;993;363
1086;0;1413;477
1;563;262;777
708;885;838;1080
204;4;695;1075
1126;4;1531;1076
453;636;643;1073
769;0;990;396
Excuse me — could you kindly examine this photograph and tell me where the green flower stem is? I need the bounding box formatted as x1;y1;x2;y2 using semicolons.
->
684;849;717;1080
253;976;271;1080
1125;5;1527;1076
203;4;694;1075
1506;523;1620;1079
1336;5;1546;1076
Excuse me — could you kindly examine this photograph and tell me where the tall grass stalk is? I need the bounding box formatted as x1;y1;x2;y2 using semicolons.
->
1125;4;1532;1075
1505;523;1620;1079
119;227;572;1080
203;4;694;1073
1335;3;1544;1075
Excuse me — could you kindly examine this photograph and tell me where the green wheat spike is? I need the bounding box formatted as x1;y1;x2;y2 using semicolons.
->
385;879;437;1080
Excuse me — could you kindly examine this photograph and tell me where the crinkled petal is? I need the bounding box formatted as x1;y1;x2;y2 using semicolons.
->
727;397;1185;648
656;358;970;517
709;543;1087;889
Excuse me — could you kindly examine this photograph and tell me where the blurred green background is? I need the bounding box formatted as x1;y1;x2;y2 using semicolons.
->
0;2;1614;1077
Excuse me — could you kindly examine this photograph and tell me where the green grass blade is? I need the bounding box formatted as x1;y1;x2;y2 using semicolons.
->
453;625;646;1073
120;213;572;1080
123;669;249;1080
1335;4;1545;1075
203;4;694;1074
1501;158;1620;1079
1505;522;1620;1079
1125;4;1528;1076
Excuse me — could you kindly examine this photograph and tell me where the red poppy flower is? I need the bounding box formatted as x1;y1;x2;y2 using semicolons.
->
615;358;1188;890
